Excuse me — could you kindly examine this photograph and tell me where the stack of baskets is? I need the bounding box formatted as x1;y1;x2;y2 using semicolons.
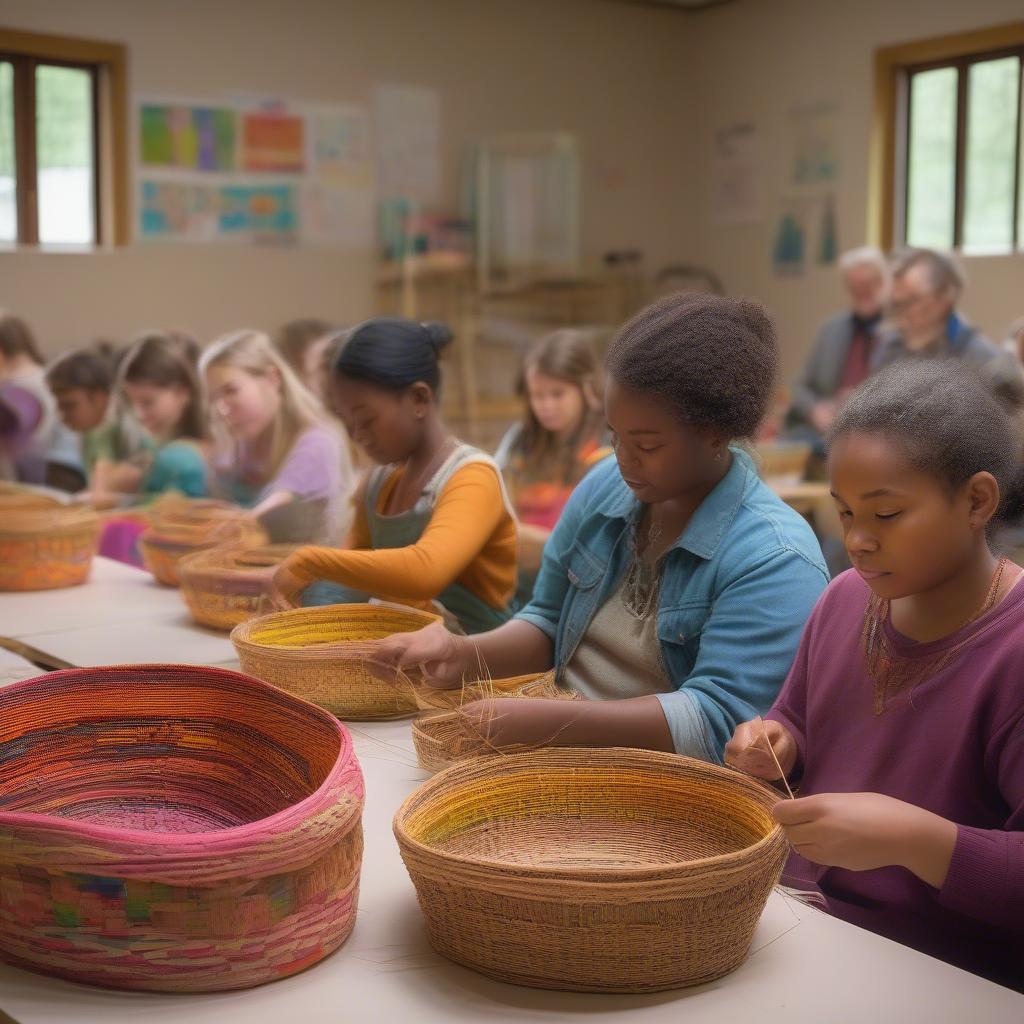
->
139;500;267;586
179;544;299;631
411;670;581;773
394;748;789;993
0;664;365;992
0;503;99;591
232;603;440;720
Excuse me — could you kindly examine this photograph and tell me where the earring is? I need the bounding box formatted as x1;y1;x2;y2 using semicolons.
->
714;449;723;461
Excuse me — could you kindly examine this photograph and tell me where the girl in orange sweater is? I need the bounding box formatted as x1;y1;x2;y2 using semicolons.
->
268;317;517;634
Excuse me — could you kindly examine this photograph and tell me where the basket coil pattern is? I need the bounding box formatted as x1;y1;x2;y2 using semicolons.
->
0;505;99;591
179;545;299;631
394;748;789;993
0;665;364;992
411;671;581;773
232;603;440;720
139;502;267;587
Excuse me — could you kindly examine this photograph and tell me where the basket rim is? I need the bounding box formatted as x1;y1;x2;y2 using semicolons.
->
393;747;785;881
0;663;360;848
231;602;442;650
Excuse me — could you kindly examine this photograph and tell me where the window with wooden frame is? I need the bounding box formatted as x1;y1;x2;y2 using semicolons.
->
0;28;127;247
871;22;1024;255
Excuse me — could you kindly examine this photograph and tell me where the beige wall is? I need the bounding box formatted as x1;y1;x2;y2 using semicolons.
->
687;0;1024;380
0;0;695;353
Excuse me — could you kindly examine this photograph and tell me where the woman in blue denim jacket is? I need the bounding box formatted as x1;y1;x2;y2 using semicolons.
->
375;293;829;762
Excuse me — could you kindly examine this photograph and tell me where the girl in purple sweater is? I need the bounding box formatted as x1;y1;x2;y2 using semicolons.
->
727;359;1024;989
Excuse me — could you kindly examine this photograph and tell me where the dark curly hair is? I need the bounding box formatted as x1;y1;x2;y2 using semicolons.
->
604;292;778;439
829;358;1024;530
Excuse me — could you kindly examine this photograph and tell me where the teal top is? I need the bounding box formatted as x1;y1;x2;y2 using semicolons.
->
141;440;208;499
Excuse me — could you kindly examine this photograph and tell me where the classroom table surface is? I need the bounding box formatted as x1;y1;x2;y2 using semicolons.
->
0;558;1022;1023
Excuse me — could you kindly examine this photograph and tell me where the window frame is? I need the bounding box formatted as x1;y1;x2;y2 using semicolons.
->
870;21;1024;253
0;27;128;247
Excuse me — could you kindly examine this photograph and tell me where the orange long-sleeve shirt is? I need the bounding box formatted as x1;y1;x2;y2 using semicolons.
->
288;461;517;611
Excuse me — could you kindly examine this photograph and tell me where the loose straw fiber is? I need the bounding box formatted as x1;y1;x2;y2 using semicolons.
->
0;664;364;992
0;505;99;591
232;603;440;720
179;544;299;631
394;748;789;993
412;671;581;773
139;500;267;587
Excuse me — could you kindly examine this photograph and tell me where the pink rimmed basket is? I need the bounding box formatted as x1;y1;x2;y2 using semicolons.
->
0;664;364;992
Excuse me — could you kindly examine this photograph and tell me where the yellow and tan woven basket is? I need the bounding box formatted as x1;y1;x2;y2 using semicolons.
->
139;501;267;587
395;748;789;993
411;671;581;773
0;483;63;512
179;544;299;631
231;603;441;720
0;505;100;591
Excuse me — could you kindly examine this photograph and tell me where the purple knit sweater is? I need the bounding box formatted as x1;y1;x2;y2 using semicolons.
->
767;569;1024;989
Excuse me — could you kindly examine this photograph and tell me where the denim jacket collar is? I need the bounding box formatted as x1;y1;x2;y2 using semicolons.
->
593;446;754;561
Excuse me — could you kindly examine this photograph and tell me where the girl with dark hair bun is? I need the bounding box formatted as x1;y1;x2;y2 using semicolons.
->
727;359;1024;988
269;316;517;635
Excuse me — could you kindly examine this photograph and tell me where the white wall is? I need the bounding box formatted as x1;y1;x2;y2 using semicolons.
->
686;0;1024;378
0;0;696;353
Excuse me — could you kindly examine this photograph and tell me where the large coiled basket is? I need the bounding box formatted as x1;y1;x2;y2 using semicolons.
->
0;504;99;591
394;748;788;993
0;665;364;992
232;603;440;720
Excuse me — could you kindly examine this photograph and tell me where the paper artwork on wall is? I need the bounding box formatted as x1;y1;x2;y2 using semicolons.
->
711;122;761;225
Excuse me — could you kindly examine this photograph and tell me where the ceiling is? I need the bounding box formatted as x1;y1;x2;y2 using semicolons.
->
612;0;736;10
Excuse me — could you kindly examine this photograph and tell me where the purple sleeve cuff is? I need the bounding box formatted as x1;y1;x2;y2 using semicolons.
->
938;824;1024;930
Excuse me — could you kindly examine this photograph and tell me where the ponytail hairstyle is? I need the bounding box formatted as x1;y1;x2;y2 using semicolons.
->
513;329;605;482
332;317;452;397
119;329;206;441
200;328;339;477
829;359;1024;532
0;311;46;367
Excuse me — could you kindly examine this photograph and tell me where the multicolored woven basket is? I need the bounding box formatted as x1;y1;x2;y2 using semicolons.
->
0;505;99;591
394;748;788;993
139;501;267;587
179;544;299;631
411;671;581;773
0;664;364;992
231;603;440;720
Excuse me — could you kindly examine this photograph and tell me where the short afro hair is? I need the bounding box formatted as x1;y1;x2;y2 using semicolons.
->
604;292;778;439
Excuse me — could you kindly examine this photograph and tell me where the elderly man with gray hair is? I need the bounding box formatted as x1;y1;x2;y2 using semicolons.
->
784;245;889;444
875;248;1019;388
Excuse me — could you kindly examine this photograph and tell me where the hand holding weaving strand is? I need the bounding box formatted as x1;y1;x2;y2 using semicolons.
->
724;717;797;780
772;793;959;889
370;620;472;690
267;554;312;611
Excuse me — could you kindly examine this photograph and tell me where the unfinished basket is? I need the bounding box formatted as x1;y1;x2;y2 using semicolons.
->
232;603;441;720
755;441;812;486
395;748;788;993
179;544;299;631
0;664;364;993
0;484;63;511
412;672;581;773
139;502;267;587
0;505;99;591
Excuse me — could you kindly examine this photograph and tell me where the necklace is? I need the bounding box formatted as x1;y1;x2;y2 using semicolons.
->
861;556;1009;714
622;506;664;621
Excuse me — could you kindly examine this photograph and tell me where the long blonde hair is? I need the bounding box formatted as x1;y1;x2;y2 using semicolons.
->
200;329;338;479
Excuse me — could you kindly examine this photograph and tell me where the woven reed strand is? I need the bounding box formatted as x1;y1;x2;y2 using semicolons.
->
179;544;300;631
411;672;581;773
0;664;364;992
0;505;99;591
231;603;440;720
394;747;788;993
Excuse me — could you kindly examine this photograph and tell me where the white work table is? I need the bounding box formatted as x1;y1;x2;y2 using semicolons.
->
0;558;1021;1023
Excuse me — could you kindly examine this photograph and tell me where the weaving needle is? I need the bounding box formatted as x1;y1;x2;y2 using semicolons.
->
753;715;795;800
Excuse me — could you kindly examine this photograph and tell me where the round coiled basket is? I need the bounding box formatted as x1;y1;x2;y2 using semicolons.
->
394;748;788;993
232;603;440;720
0;664;364;992
0;504;99;591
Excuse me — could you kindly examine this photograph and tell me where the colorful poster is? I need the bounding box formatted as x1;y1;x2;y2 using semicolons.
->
311;105;372;185
789;103;840;186
139;105;236;171
242;112;305;173
301;181;374;247
138;180;220;240
219;184;298;238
